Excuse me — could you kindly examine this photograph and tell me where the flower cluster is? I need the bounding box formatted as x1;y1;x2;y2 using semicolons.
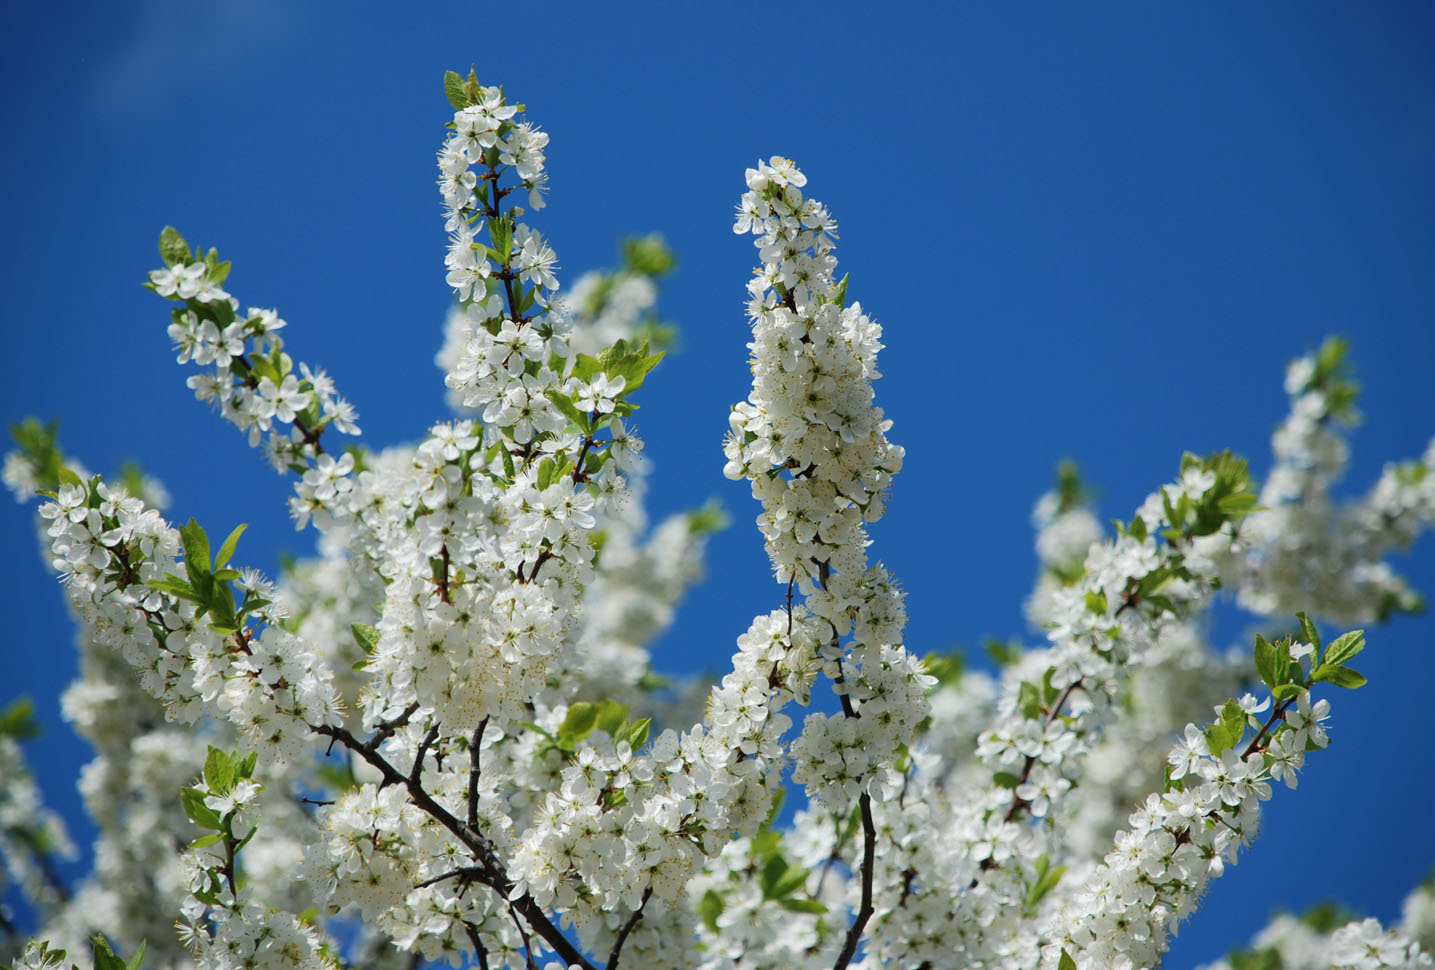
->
150;244;359;476
1238;338;1435;623
5;74;1434;970
35;473;341;763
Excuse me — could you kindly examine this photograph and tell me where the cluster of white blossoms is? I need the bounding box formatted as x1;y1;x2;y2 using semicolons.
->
0;703;75;914
725;157;928;822
34;472;343;763
1194;883;1435;970
5;74;1435;970
149;252;360;476
1238;338;1435;623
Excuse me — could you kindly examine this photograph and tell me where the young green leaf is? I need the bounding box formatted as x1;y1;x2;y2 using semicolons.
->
1253;634;1289;690
158;226;190;268
1323;630;1365;667
698;889;724;932
1313;664;1367;689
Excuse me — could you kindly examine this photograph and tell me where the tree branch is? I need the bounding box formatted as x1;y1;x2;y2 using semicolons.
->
313;721;598;970
832;792;876;970
605;887;653;970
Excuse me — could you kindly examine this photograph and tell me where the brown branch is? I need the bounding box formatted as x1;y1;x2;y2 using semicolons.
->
506;902;538;970
409;724;440;788
832;793;876;970
605;887;653;970
313;721;597;970
462;921;491;970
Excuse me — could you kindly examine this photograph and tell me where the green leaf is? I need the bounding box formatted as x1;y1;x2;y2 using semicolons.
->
149;575;199;602
89;935;128;970
214;523;247;570
751;828;780;860
1296;611;1322;653
993;771;1021;789
1272;682;1305;703
760;854;809;899
833;272;850;308
558;702;600;748
1084;590;1107;615
1059;951;1077;970
624;717;651;751
158;227;190;268
1024;852;1067;911
351;623;380;655
761;787;786;831
595;699;629;736
698;889;724;932
1323;630;1365;667
443;70;468;109
1205;699;1247;756
778;897;828;915
571;353;602;383
621;234;677;277
1253;634;1289;690
237;751;257;779
487;215;513;261
770;864;809;900
180;787;222;831
179;518;213;601
1018;681;1041;720
1313;663;1366;689
544;389;590;431
0;698;41;740
204;746;236;795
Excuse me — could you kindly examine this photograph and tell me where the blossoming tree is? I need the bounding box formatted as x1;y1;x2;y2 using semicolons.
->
3;71;1434;970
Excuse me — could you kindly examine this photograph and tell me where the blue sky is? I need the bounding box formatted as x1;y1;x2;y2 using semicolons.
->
3;3;1434;965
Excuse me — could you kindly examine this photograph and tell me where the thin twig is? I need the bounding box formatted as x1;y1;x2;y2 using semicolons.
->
313;721;597;970
832;793;876;970
410;724;440;788
463;921;491;970
507;902;538;970
605;887;653;970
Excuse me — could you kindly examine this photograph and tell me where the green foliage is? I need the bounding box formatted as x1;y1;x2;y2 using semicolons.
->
1300;899;1361;933
686;499;729;537
149;519;267;638
158;226;190;267
9;417;66;492
1167;450;1261;539
1023;853;1067;915
697;888;724;932
1204;698;1249;757
0;697;42;741
1054;459;1091;515
1228;946;1283;970
922;649;964;689
621;234;677;278
531;699;652;759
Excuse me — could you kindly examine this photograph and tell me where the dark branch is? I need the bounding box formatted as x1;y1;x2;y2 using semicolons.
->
605;887;653;970
832;793;876;970
313;720;597;970
463;921;490;970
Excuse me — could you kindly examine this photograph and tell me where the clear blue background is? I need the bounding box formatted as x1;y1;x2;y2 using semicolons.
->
3;3;1433;965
